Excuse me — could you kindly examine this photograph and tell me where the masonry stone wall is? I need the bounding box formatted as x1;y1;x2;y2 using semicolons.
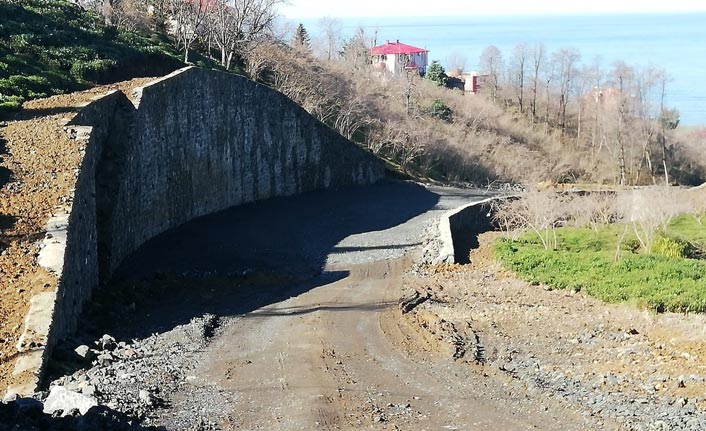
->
50;90;125;341
447;201;495;264
433;198;497;265
54;66;384;346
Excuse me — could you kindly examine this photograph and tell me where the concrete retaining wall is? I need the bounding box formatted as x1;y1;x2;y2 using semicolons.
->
435;198;498;265
6;67;384;397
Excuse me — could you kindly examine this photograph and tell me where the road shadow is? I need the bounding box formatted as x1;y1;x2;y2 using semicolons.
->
0;400;164;431
7;106;78;122
69;180;440;342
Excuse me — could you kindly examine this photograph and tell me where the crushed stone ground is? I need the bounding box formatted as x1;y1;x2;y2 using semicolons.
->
398;232;706;430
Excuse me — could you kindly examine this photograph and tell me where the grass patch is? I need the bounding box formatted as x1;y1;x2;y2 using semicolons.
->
494;214;706;313
0;0;188;113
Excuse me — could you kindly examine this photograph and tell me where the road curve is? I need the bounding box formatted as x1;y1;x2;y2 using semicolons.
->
105;180;583;430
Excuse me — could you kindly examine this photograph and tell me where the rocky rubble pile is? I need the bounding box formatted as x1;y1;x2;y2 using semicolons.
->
37;313;229;430
0;395;159;431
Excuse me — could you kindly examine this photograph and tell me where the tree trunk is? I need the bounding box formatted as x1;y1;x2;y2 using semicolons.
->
660;79;670;186
577;98;582;144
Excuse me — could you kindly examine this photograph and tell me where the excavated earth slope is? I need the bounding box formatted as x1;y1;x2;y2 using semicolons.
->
0;79;155;391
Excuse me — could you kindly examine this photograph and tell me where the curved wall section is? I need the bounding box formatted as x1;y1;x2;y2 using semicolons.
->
54;66;383;352
98;67;383;277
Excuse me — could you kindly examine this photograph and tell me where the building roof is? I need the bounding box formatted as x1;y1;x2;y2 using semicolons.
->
370;40;428;55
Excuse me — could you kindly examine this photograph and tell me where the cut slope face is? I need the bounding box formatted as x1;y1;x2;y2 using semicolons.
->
1;67;383;396
0;77;156;395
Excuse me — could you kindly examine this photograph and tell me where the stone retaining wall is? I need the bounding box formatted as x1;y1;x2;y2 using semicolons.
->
6;66;384;398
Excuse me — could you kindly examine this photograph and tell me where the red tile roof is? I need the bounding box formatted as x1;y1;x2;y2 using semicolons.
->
370;41;427;55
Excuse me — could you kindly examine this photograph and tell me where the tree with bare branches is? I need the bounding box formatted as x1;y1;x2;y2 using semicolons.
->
318;16;342;61
207;0;283;70
529;43;545;125
509;43;529;113
168;0;209;63
552;48;580;134
479;45;502;102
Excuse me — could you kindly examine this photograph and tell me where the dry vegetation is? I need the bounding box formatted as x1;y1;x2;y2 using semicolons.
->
9;1;706;187
492;187;706;251
243;38;563;184
239;30;706;186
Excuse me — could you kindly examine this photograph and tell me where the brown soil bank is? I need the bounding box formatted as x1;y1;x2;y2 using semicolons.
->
0;78;155;392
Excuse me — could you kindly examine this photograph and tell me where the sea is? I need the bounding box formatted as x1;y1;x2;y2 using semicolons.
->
296;13;706;126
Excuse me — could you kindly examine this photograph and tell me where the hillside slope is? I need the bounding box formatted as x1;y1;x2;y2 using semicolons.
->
0;0;187;112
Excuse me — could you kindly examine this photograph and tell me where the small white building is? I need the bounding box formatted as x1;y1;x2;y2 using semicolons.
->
370;40;429;77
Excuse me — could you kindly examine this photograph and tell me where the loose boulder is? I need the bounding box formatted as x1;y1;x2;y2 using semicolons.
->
43;386;98;416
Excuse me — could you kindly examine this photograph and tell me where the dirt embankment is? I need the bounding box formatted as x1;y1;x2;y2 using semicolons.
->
396;232;706;430
0;79;155;392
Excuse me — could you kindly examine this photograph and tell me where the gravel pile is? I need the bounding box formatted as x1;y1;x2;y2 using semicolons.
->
43;314;230;430
0;396;160;431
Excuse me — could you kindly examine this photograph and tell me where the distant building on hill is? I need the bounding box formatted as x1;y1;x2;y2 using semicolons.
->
370;40;429;77
446;69;485;94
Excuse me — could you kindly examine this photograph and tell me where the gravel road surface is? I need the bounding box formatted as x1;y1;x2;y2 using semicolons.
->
44;180;592;430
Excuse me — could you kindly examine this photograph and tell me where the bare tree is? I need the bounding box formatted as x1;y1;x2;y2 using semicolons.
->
508;43;530;114
334;96;373;140
395;131;426;174
618;187;684;252
207;0;283;70
492;190;568;249
479;45;503;102
169;0;209;63
529;43;545;125
583;58;604;155
658;75;679;186
340;27;371;72
445;51;468;76
318;16;342;61
552;48;580;135
610;61;635;185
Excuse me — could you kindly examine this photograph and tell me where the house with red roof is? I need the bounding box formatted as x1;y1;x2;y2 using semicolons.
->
370;40;429;77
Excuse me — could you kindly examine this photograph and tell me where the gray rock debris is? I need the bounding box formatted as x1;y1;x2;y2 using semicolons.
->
43;386;98;416
49;313;230;428
74;344;94;360
98;334;118;351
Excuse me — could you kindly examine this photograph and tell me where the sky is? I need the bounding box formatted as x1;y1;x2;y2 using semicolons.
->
280;0;706;19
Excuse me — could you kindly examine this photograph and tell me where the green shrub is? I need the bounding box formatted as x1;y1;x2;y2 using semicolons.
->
429;98;453;121
70;59;117;82
0;95;23;112
651;235;689;258
9;34;33;50
494;221;706;314
0;0;189;108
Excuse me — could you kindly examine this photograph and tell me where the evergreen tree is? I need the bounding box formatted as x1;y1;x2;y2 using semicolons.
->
425;60;448;86
429;98;453;122
293;23;310;50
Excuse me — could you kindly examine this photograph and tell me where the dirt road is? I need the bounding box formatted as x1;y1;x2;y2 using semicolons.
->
51;179;706;431
55;181;596;430
202;257;585;430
